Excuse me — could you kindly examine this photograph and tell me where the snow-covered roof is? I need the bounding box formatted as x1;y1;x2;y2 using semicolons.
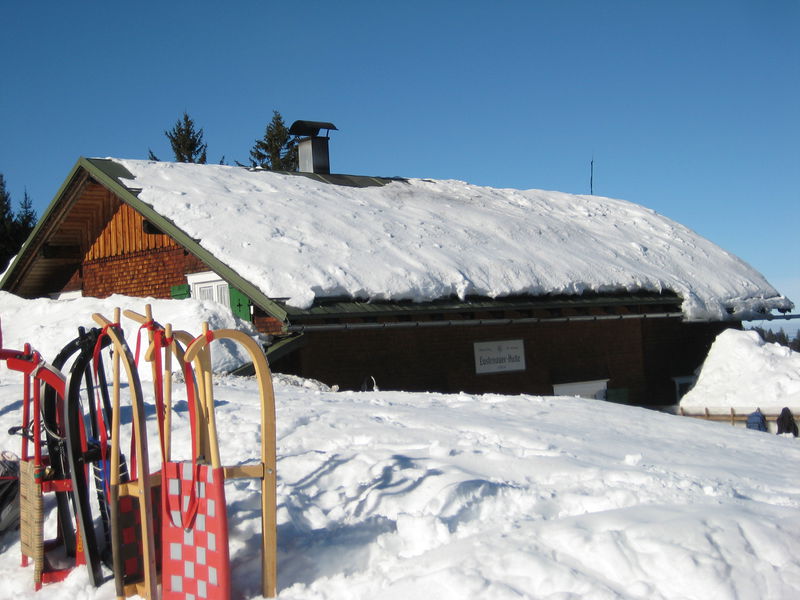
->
111;158;791;320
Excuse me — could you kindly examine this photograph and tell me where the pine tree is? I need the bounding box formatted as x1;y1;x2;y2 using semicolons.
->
249;110;298;171
0;177;37;272
0;175;11;222
0;174;17;271
165;112;207;163
14;190;36;249
774;329;790;347
750;325;800;351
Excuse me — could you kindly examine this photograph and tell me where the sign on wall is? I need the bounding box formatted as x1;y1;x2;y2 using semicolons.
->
474;339;526;374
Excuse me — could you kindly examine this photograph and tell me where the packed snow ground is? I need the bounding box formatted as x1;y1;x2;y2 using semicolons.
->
0;293;799;599
107;158;792;320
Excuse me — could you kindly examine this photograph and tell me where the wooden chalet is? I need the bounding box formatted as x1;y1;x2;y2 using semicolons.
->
1;152;789;407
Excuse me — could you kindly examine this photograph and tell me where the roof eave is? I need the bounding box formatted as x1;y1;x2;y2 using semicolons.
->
0;157;91;293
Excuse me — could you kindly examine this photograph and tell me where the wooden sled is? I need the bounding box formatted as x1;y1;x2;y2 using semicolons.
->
176;323;278;599
92;310;159;600
124;305;235;600
0;338;84;590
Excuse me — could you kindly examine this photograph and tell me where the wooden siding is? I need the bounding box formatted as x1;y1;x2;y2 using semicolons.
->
273;318;732;404
84;190;176;260
53;183;211;300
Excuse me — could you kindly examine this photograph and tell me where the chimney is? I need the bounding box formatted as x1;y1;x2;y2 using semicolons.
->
289;120;338;174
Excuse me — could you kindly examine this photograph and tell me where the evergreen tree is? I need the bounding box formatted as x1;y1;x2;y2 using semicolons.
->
0;177;37;272
0;174;15;270
165;112;207;163
249;110;298;171
14;190;36;248
0;174;11;224
750;325;800;351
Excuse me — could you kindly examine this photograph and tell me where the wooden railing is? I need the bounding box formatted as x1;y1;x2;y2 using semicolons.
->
679;407;798;430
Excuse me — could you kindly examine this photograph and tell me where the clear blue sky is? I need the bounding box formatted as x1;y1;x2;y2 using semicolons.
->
1;1;797;330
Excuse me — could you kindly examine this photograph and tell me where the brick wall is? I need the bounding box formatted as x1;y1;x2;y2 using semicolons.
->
253;310;286;335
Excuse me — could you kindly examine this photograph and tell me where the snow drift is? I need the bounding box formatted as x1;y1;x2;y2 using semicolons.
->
110;159;791;320
681;328;800;413
0;291;257;383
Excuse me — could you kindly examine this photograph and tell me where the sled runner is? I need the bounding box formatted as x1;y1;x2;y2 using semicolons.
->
92;310;159;600
181;323;278;598
0;397;21;553
0;326;84;590
46;328;103;560
62;326;122;587
0;451;20;544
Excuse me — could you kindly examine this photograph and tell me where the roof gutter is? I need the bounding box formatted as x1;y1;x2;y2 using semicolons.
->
747;313;800;323
286;310;687;333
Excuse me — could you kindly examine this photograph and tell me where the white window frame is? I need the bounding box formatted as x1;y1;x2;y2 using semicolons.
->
51;290;83;300
552;379;610;400
186;271;230;308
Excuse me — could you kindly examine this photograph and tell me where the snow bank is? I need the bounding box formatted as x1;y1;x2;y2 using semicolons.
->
1;381;798;599
0;291;257;382
681;328;800;413
114;159;792;320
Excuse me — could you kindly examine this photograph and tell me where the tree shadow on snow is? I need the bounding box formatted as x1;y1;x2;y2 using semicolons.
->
169;398;230;414
0;399;22;419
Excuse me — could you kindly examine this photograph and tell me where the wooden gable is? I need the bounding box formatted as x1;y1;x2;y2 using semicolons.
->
5;171;182;298
83;186;177;260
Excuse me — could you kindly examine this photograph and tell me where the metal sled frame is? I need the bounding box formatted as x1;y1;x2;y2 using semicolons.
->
184;324;278;598
63;326;118;587
0;342;83;590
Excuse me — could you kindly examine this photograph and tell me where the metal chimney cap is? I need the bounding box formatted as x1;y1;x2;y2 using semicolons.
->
289;120;338;137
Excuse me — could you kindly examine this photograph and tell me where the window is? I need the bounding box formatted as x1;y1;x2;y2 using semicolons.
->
552;379;609;400
672;376;696;402
51;290;83;300
186;272;230;309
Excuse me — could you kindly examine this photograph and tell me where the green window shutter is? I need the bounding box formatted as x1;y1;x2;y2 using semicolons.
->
171;284;191;299
229;286;252;321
